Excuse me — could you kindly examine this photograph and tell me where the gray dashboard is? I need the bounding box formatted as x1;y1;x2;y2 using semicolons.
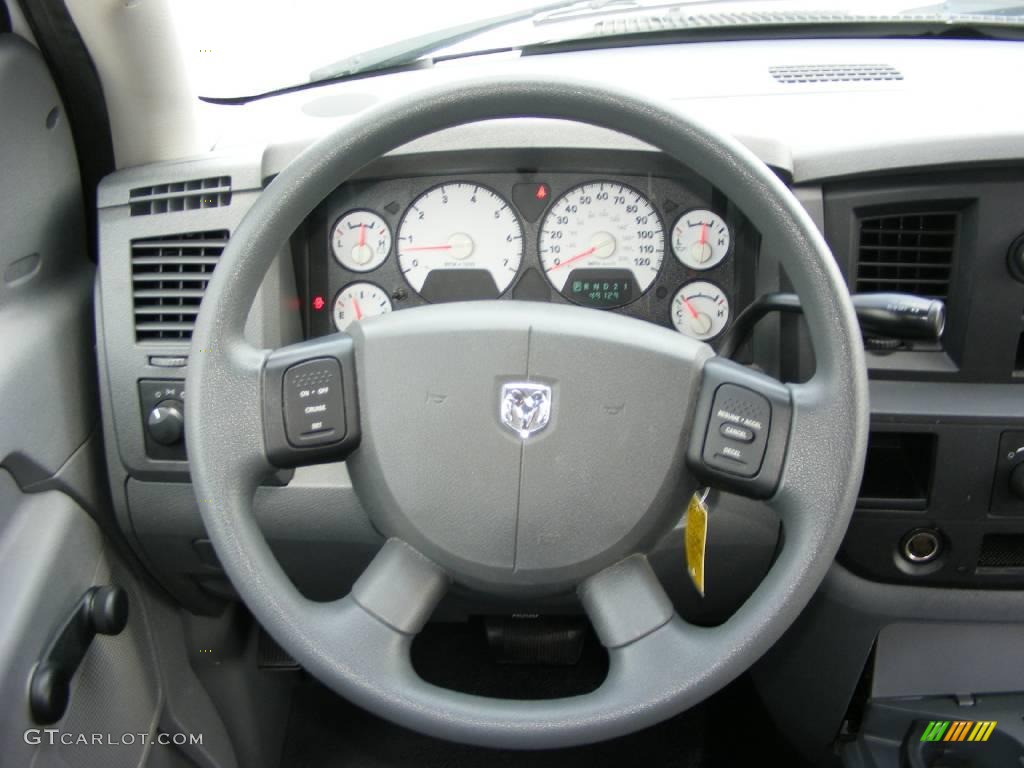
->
96;140;1024;592
234;37;1024;184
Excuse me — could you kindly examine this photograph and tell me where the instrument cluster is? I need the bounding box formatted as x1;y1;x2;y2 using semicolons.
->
304;171;754;344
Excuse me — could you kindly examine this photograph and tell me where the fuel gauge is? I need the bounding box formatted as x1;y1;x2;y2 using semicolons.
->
671;281;730;341
333;282;393;332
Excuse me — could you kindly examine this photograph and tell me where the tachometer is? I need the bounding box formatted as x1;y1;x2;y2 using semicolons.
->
396;183;523;301
539;181;664;308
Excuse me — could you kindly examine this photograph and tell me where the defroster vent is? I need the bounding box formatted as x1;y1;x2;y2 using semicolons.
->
129;176;231;216
856;210;957;300
769;63;902;84
132;230;228;341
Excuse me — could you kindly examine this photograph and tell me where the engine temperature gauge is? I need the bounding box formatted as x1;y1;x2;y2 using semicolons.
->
333;282;392;332
671;281;730;341
672;210;730;270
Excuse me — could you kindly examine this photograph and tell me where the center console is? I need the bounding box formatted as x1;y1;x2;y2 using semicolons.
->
813;168;1024;588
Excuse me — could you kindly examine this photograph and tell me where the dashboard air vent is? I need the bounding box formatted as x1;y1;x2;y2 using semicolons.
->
855;211;957;300
769;63;902;84
131;230;228;341
129;176;231;216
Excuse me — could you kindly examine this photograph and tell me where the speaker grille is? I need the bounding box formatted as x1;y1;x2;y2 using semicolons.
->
978;534;1024;569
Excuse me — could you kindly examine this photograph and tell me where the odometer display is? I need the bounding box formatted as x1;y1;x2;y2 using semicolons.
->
565;270;635;308
539;181;664;308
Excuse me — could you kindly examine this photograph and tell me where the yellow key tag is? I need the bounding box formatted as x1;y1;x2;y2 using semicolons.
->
685;488;710;597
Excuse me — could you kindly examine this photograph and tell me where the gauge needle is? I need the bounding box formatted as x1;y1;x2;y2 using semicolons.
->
401;244;453;252
548;245;595;272
352;297;363;321
681;297;699;319
548;238;615;272
699;223;708;246
358;224;366;247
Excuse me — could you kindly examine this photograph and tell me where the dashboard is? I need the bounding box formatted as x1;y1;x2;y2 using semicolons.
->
302;165;757;346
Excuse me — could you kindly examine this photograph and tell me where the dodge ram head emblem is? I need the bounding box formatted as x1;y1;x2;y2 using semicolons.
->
500;382;552;439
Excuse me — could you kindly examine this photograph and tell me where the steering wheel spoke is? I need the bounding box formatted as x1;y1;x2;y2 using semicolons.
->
579;554;675;649
685;356;793;500
347;538;450;634
301;540;449;706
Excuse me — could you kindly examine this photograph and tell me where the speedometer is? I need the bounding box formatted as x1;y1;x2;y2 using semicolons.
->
539;181;664;308
396;183;523;302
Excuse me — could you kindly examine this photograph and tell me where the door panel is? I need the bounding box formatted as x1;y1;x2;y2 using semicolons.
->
0;33;95;486
0;473;161;768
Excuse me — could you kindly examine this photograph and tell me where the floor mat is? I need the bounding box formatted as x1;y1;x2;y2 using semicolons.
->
278;621;807;767
280;680;706;768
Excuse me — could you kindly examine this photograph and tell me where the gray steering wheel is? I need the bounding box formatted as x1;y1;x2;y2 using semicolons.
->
185;77;868;749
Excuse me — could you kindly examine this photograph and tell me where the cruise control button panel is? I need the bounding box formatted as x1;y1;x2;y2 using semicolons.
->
262;335;360;468
703;384;771;477
686;358;792;499
283;358;345;446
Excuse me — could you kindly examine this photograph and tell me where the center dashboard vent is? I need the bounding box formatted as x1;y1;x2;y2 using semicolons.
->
131;230;229;341
129;176;231;216
769;63;902;84
855;210;958;300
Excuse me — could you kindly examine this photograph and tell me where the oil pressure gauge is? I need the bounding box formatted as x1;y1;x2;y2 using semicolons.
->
671;281;730;341
672;209;730;270
332;210;391;272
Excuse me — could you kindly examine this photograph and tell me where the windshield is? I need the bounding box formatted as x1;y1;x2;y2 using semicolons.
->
173;0;1024;99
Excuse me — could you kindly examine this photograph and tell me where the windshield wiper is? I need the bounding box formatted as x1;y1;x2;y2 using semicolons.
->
309;0;611;83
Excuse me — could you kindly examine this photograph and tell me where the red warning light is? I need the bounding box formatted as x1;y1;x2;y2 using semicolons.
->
312;295;326;311
535;184;548;200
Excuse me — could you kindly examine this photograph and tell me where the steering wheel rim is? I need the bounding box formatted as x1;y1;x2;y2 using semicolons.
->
185;76;868;749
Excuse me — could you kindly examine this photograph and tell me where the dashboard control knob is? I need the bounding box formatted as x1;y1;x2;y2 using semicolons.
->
1009;463;1024;500
147;399;184;445
1008;235;1024;283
